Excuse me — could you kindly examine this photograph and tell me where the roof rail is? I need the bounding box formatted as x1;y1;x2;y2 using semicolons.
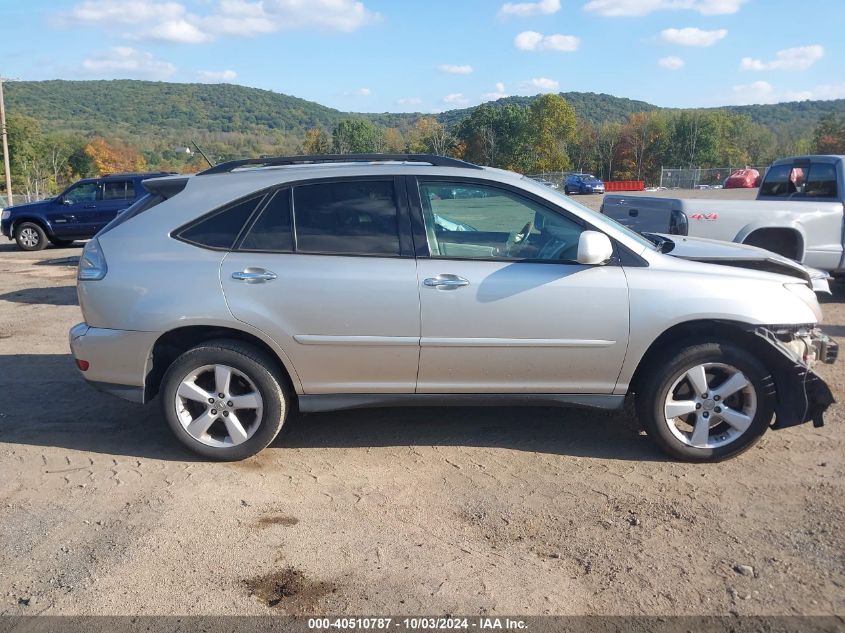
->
197;153;483;176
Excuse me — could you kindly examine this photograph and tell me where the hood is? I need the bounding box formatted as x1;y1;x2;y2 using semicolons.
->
651;233;814;284
4;198;54;212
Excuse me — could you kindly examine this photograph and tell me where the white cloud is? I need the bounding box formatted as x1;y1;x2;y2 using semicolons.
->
499;0;560;17
397;97;422;105
514;31;579;52
438;64;474;75
137;18;211;43
197;69;238;82
81;46;176;79
344;87;371;96
585;0;744;16
522;77;560;92
658;55;685;70
443;93;470;106
740;45;824;71
731;80;775;105
60;0;379;43
790;83;845;101
660;27;727;47
63;0;186;24
481;82;509;101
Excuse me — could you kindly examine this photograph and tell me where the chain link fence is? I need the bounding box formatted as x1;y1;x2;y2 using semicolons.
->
659;166;769;190
0;192;54;208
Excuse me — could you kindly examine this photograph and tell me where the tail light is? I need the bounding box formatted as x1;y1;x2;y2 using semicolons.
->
78;238;108;281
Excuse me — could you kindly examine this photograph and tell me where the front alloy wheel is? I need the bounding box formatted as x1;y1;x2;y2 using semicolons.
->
637;342;774;462
15;222;47;251
663;363;757;449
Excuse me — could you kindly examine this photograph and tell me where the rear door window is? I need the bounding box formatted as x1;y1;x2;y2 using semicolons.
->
802;163;838;198
292;180;401;256
178;195;264;250
239;189;293;252
103;180;134;200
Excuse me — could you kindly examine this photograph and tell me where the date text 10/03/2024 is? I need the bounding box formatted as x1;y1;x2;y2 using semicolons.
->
307;618;528;630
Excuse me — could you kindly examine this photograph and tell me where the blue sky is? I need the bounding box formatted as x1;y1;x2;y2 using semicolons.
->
1;0;843;113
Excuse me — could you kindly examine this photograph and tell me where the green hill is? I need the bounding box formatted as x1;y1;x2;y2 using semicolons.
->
5;79;844;147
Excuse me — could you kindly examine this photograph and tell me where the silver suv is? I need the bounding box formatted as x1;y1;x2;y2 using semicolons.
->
69;154;837;462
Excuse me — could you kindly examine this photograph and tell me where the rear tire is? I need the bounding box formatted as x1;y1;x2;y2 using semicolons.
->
160;339;289;461
14;222;47;251
635;342;774;462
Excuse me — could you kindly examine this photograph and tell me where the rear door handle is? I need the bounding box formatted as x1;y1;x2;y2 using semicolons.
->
231;268;278;284
423;274;469;289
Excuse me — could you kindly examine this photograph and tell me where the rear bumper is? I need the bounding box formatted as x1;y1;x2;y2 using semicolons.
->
69;323;158;403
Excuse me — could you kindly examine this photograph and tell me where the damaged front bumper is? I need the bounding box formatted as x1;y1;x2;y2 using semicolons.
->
755;326;837;429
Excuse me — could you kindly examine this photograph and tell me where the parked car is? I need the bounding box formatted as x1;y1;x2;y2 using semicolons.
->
600;156;845;274
69;153;835;463
0;172;172;251
724;168;761;189
564;174;605;195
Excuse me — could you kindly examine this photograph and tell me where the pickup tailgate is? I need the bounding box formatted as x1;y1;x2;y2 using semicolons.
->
600;195;686;235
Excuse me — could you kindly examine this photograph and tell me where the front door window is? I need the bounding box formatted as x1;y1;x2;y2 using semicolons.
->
418;181;585;262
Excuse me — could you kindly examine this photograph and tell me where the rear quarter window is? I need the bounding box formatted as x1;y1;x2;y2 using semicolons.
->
178;195;264;250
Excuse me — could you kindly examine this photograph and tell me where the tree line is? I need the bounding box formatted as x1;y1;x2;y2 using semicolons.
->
3;94;844;201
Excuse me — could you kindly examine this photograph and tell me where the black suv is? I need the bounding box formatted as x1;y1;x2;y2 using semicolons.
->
1;172;171;251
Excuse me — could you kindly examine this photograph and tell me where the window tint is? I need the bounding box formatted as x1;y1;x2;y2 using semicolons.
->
180;196;262;249
240;189;293;252
103;180;133;200
293;180;400;256
803;163;838;198
759;164;806;197
64;182;99;204
419;181;585;261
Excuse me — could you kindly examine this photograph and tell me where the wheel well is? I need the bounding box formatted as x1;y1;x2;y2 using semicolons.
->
629;320;786;395
12;217;50;237
145;325;295;402
742;228;802;261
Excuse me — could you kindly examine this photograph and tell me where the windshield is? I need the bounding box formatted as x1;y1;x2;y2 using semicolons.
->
545;188;658;251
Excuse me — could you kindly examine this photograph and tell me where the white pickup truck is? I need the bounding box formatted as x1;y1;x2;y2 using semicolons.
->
601;155;845;274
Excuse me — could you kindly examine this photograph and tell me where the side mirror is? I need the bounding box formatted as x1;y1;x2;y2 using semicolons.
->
576;231;613;265
62;198;73;206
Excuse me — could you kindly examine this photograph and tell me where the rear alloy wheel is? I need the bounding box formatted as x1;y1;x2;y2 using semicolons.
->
161;340;288;460
637;342;774;462
15;222;47;251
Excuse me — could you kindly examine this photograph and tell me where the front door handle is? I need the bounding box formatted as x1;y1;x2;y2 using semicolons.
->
423;274;469;289
231;268;278;284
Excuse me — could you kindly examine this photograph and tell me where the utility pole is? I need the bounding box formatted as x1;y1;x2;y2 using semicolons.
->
0;77;12;207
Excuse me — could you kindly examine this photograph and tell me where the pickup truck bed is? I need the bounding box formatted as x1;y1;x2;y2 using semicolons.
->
600;155;845;273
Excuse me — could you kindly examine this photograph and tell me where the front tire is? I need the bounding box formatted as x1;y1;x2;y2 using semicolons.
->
636;342;775;462
160;339;289;460
15;222;47;251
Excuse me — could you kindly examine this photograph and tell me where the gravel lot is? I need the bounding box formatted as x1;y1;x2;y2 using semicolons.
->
0;189;843;616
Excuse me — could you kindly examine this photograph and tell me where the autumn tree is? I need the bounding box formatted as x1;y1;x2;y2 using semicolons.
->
84;137;146;174
813;114;845;154
382;127;407;153
595;122;623;180
407;118;450;156
300;128;331;154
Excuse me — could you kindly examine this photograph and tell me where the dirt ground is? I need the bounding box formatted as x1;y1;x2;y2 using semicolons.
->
0;191;843;616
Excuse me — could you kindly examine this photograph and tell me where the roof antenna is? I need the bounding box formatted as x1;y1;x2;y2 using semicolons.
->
192;141;214;168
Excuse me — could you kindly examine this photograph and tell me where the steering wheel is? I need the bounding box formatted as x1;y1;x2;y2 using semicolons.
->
505;221;533;256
